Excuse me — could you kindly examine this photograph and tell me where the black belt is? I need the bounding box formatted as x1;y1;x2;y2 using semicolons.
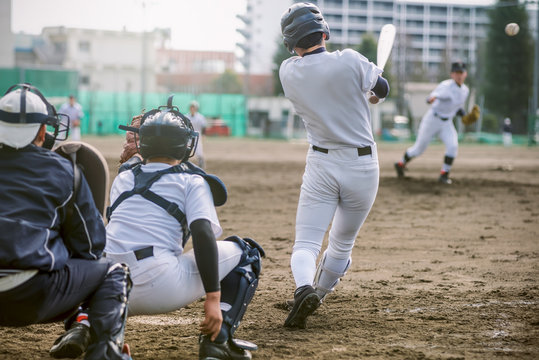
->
434;113;449;121
134;246;154;261
312;145;372;156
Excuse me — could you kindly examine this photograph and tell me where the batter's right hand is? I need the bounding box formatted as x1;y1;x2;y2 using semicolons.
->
200;291;222;341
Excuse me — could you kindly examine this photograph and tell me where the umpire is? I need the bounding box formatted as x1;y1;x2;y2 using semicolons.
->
0;84;132;360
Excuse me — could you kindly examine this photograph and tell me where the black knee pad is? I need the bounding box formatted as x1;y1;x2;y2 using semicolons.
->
219;236;265;338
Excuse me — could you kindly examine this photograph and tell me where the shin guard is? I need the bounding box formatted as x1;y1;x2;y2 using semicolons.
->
85;262;132;360
313;252;351;302
216;236;264;342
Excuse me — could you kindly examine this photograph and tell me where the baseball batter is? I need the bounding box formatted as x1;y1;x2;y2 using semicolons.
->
394;62;471;184
279;3;389;329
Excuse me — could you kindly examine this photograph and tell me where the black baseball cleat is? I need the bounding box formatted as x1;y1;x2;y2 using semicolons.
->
199;334;254;360
438;171;452;184
394;162;405;178
50;322;91;358
284;285;320;329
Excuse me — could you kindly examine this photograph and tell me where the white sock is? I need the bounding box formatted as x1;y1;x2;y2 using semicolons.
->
291;249;316;289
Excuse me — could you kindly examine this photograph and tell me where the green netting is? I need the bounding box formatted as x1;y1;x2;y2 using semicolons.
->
0;68;246;136
78;91;246;136
0;68;78;97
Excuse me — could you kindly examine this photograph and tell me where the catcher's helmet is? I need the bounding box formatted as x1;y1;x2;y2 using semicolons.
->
139;95;198;161
281;2;330;54
0;83;69;149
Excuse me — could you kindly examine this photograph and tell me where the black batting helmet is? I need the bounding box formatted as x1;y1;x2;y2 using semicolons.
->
281;2;330;54
138;95;198;162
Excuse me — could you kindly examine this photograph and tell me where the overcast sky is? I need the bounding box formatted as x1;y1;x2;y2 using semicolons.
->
11;0;248;52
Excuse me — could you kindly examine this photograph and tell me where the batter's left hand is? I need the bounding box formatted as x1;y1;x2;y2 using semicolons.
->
200;291;222;341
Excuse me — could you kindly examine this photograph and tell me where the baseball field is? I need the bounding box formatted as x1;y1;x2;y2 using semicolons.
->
1;136;538;359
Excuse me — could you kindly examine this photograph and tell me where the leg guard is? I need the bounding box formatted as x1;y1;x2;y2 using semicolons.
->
215;236;264;342
442;155;455;173
403;151;412;164
313;252;351;302
85;262;132;360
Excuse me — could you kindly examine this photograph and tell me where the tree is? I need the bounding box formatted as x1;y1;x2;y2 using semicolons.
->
355;33;396;98
272;36;293;96
355;33;377;63
482;0;534;134
213;69;243;94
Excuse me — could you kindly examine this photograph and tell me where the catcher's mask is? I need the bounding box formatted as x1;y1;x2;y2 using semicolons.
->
0;83;69;149
281;2;330;54
120;95;198;162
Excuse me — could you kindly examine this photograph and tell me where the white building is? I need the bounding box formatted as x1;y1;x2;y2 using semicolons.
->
307;0;493;80
0;0;14;68
236;0;293;75
12;26;169;97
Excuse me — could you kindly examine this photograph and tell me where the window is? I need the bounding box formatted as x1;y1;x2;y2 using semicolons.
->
78;41;90;53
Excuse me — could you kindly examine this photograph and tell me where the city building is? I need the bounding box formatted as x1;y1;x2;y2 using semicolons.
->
156;49;236;93
306;0;493;81
0;0;14;68
12;26;169;95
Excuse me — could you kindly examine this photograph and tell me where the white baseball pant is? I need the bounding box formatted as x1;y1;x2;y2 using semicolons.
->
291;145;379;289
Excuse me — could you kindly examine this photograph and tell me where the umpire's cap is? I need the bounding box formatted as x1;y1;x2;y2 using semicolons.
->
451;61;466;72
281;2;330;54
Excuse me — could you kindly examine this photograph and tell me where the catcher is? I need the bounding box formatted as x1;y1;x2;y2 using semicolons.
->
51;96;264;360
394;61;480;184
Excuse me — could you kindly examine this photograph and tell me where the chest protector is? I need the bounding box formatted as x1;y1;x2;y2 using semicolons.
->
106;161;227;246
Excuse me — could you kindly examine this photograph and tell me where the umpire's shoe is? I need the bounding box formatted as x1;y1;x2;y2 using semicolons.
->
50;322;91;358
284;285;320;329
199;334;252;360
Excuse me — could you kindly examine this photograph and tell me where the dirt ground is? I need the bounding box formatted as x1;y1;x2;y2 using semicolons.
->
1;136;538;360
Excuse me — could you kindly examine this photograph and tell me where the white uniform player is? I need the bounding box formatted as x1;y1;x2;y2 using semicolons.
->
279;3;389;329
395;62;470;184
53;99;263;360
187;100;207;169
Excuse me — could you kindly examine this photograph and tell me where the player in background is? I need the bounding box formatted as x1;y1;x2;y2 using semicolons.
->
187;100;207;169
0;84;132;360
279;3;389;329
59;95;84;141
52;98;264;360
394;62;472;184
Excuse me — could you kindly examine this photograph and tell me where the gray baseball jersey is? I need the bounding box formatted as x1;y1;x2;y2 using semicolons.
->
279;48;382;149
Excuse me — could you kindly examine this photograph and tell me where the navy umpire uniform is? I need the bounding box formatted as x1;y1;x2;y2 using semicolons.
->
0;84;132;360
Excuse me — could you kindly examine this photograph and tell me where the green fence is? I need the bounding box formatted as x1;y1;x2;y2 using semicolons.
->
0;68;79;97
78;91;246;137
1;68;247;137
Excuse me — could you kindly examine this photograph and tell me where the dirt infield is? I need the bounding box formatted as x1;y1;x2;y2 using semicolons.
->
1;136;538;359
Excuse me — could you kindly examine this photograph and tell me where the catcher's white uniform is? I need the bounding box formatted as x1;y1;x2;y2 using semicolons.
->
280;48;380;299
105;162;243;315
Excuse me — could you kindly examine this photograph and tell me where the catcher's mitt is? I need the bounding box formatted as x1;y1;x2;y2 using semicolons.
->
462;104;480;125
119;112;144;164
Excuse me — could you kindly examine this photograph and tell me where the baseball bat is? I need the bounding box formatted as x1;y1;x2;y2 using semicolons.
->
377;24;396;70
368;24;396;104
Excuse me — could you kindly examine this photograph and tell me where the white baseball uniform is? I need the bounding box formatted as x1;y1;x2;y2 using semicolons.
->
406;79;469;170
280;48;380;295
187;112;207;167
105;162;243;315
